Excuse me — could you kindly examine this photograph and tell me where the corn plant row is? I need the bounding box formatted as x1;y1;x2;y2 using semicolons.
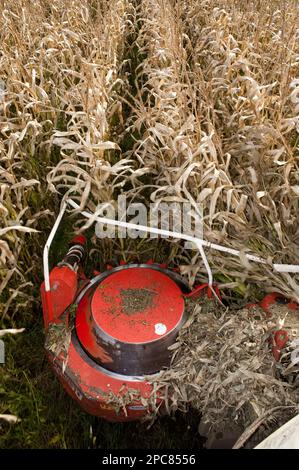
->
127;0;299;300
0;0;131;321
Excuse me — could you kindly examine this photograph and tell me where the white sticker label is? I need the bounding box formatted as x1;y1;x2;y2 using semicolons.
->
155;323;167;335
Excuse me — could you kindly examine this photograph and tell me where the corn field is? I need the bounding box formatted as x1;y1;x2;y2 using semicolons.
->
0;0;299;449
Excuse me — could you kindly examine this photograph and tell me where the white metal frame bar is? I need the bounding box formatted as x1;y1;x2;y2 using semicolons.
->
43;198;299;292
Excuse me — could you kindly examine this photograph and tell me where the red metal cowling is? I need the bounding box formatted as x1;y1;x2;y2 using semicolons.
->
75;267;186;375
41;239;190;421
41;266;78;327
41;236;86;327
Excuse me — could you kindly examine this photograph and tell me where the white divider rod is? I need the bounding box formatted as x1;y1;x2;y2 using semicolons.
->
68;199;299;275
43;200;68;292
43;198;299;294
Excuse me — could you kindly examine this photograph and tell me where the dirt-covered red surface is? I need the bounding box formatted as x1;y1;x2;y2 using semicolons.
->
120;288;157;315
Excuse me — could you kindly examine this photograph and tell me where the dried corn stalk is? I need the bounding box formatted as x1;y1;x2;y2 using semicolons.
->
146;298;299;433
123;0;299;299
0;0;132;319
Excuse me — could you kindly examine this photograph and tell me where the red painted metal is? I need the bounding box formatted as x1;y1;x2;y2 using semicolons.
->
90;268;184;343
70;234;86;246
271;329;289;361
47;341;158;422
274;329;289;350
184;283;221;301
41;244;188;421
76;293;114;365
247;292;299;315
247;292;299;361
75;267;186;376
40;266;78;327
260;293;283;312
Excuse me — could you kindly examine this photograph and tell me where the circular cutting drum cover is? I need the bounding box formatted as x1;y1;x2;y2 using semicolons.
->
75;266;186;375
